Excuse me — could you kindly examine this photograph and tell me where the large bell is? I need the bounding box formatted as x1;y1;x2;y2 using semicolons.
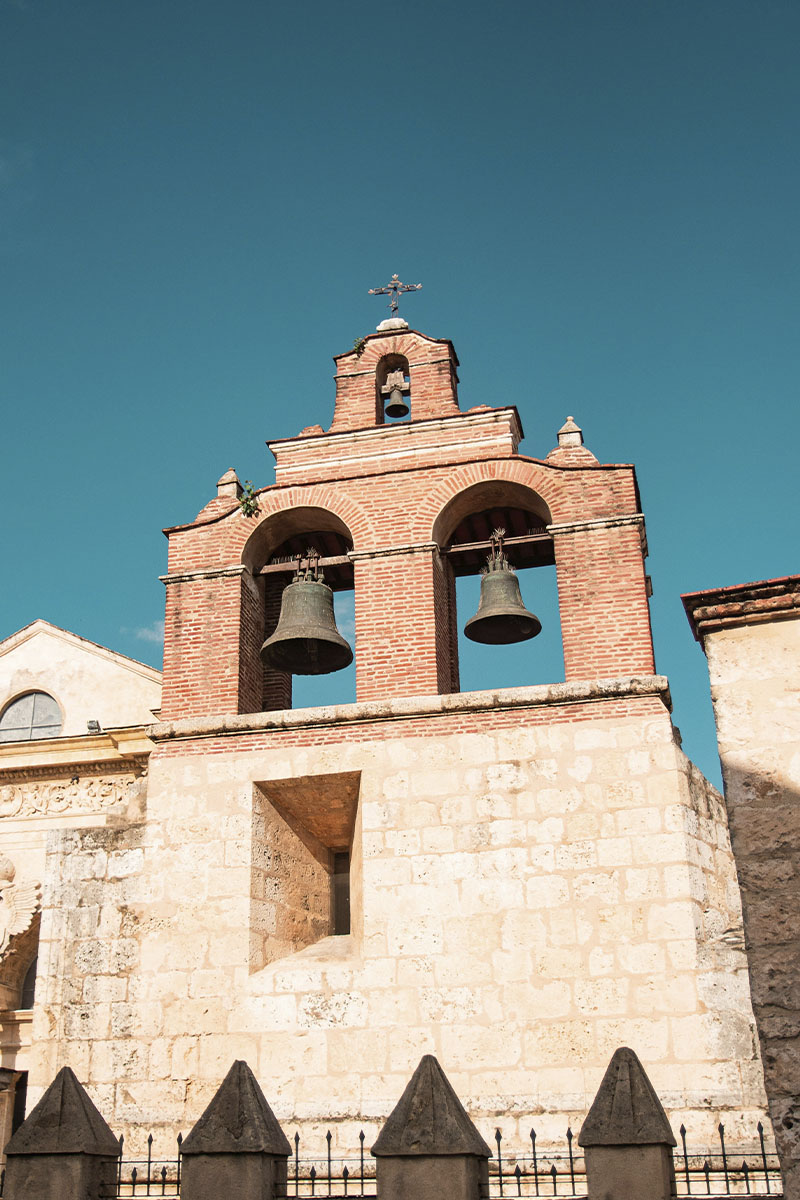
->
381;369;410;419
464;531;542;645
261;552;353;675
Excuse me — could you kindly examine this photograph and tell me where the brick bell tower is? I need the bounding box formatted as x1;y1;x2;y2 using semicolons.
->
159;314;654;720
48;304;766;1151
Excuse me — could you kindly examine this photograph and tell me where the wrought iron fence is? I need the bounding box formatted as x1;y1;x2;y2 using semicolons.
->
0;1117;783;1198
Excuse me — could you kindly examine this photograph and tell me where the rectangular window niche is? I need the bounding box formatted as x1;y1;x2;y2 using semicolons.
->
250;771;360;971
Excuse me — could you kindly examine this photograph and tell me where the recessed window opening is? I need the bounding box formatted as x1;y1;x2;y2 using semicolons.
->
332;851;351;935
0;692;61;743
251;772;360;970
20;956;37;1010
445;502;564;693
376;354;411;423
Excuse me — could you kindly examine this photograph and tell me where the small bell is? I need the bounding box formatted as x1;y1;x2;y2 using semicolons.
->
381;369;410;419
261;551;353;675
464;530;542;645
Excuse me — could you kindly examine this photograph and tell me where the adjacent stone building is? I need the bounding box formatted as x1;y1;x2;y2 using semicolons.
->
0;319;777;1168
684;575;800;1195
0;620;161;1153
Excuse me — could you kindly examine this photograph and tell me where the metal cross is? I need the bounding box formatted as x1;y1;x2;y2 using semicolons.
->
368;273;422;316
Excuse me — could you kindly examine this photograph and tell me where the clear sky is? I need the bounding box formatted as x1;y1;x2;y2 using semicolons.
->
2;0;798;787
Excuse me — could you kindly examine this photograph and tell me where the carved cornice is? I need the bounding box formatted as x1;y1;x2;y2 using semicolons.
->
683;575;800;645
0;770;143;820
0;757;148;785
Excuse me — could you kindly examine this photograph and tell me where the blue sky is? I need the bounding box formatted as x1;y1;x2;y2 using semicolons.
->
2;1;798;786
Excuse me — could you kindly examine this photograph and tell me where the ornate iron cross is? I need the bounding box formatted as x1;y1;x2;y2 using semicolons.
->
368;273;422;316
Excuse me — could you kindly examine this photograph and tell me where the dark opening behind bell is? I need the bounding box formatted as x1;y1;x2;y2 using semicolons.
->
464;530;542;645
261;551;353;675
381;369;410;419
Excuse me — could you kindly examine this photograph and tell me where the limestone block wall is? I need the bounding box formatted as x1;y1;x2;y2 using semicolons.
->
684;580;800;1196
32;682;768;1158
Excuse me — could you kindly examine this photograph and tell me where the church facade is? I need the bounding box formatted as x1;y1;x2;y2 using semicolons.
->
0;319;772;1161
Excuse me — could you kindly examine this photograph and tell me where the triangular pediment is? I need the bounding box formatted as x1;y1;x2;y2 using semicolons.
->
0;620;161;684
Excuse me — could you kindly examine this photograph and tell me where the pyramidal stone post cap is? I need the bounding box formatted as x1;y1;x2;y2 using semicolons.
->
181;1061;291;1156
557;415;584;447
217;468;243;499
578;1047;676;1148
4;1066;119;1157
372;1055;491;1158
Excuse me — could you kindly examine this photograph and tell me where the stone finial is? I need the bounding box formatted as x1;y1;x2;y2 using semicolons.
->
181;1061;291;1156
376;317;409;332
557;415;584;448
546;414;599;465
579;1047;675;1147
372;1055;491;1157
4;1066;119;1157
217;468;243;500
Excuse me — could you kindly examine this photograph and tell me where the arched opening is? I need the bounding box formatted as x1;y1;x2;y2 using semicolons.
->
434;482;564;693
375;354;411;423
242;507;356;710
20;957;36;1010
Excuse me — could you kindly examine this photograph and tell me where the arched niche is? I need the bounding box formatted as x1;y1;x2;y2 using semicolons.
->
432;481;563;693
241;507;356;711
375;353;411;424
433;480;552;552
242;506;354;579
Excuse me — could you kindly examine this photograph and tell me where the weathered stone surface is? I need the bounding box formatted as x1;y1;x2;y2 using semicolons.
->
181;1060;291;1155
579;1047;675;1147
684;585;800;1198
372;1055;491;1157
583;1144;675;1200
4;1065;118;1156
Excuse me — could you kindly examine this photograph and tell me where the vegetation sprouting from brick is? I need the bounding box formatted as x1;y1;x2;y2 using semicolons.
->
2;1120;779;1199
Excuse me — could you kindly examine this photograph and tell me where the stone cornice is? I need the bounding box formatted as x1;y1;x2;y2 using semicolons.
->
149;675;672;744
160;565;247;585
682;575;800;645
0;727;152;776
547;514;647;555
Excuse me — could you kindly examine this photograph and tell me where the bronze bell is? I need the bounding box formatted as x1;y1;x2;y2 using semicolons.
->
261;551;353;675
464;530;542;645
382;369;410;419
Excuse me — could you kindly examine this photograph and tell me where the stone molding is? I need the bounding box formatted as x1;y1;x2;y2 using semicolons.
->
149;675;672;743
547;513;647;555
160;565;248;585
683;575;800;644
348;542;440;562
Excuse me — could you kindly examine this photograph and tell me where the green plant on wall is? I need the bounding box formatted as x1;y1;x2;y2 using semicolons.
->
239;480;260;518
353;336;367;357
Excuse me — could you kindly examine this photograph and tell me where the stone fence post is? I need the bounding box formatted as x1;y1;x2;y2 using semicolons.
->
372;1054;491;1200
578;1046;677;1200
2;1066;120;1199
180;1059;291;1200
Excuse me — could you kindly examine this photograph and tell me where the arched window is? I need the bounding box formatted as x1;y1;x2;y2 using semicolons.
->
20;956;37;1009
434;483;564;693
242;508;356;712
0;692;62;743
376;354;411;422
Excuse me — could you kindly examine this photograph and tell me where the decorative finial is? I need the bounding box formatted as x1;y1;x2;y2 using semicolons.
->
368;274;422;318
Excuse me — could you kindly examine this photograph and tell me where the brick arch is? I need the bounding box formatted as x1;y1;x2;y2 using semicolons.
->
235;486;375;570
423;460;566;546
